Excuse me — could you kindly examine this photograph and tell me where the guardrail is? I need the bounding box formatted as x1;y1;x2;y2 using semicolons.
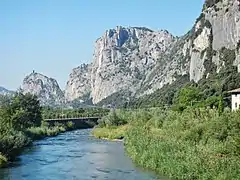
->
44;117;100;121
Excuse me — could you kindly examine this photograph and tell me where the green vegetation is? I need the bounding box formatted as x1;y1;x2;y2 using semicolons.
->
131;59;240;109
93;107;240;180
0;154;7;168
97;90;133;108
129;75;189;108
92;82;240;179
92;109;131;140
0;92;107;168
26;122;74;140
92;125;128;140
0;92;42;167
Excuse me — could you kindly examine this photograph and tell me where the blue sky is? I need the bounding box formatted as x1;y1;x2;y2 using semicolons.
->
0;0;205;90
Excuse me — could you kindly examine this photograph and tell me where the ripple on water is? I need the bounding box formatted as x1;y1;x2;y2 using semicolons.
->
0;129;160;180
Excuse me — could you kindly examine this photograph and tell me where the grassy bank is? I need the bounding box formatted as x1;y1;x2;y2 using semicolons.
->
92;108;240;180
92;109;131;140
92;125;128;140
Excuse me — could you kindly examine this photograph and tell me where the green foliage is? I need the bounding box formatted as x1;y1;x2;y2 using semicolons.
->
92;125;127;140
27;125;66;140
98;109;128;127
220;47;236;66
173;85;202;108
96;108;240;180
97;90;133;108
0;154;7;168
0;128;30;159
0;92;43;162
130;74;190;108
9;92;42;129
0;92;81;167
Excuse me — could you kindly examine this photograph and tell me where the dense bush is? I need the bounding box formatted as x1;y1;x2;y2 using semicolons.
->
98;109;128;127
0;92;43;165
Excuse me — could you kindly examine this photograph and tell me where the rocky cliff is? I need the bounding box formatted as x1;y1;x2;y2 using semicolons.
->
65;64;92;102
66;27;177;103
65;0;240;105
22;72;64;106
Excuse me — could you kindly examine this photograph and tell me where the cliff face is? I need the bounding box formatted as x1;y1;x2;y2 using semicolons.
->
188;0;240;82
65;64;92;102
22;72;64;106
90;27;176;103
65;0;240;105
65;27;177;103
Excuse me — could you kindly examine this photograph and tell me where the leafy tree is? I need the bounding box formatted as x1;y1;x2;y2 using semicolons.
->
173;86;202;110
9;92;42;129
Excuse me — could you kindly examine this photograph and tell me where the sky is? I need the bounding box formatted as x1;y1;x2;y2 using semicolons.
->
0;0;205;90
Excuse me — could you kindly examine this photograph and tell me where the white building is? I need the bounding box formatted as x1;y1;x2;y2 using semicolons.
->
229;88;240;111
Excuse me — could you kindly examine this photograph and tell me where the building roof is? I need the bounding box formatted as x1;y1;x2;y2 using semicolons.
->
228;88;240;93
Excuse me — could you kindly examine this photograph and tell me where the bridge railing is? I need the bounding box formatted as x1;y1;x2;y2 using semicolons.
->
42;113;108;120
44;116;100;121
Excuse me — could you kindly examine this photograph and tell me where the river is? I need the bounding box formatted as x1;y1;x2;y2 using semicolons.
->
0;129;162;180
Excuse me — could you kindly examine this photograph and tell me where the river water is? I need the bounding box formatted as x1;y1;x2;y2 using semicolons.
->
0;129;161;180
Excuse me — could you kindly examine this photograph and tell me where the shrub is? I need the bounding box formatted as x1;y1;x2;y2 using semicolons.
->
124;108;240;180
101;110;128;127
0;154;7;167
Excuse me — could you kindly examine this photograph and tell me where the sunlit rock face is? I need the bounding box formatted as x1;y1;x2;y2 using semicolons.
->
22;72;64;106
65;64;92;102
66;0;240;105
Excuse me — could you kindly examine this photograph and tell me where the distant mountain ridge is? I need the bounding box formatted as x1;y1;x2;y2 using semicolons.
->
19;0;240;107
0;86;14;95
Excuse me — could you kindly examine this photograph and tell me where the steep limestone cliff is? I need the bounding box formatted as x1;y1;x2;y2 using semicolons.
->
65;0;240;105
22;72;64;106
66;27;177;103
65;64;92;102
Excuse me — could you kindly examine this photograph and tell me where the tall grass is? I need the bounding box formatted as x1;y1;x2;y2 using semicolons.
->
93;108;240;179
125;108;240;180
92;125;128;140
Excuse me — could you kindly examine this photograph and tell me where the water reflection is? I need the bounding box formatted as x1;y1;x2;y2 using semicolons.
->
0;129;160;180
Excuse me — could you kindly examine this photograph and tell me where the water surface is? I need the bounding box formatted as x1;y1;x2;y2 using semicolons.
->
0;129;161;180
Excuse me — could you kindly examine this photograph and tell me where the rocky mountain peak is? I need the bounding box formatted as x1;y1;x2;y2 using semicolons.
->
65;64;92;102
62;0;240;106
64;26;177;104
22;71;64;106
89;26;176;103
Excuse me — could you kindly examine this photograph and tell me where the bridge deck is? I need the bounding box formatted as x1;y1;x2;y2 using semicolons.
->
44;117;100;121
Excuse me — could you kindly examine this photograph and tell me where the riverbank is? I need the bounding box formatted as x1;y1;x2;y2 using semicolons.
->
0;122;76;168
0;92;106;168
92;125;128;140
0;129;157;180
92;108;240;180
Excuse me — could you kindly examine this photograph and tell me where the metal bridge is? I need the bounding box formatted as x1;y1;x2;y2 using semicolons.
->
44;117;100;128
